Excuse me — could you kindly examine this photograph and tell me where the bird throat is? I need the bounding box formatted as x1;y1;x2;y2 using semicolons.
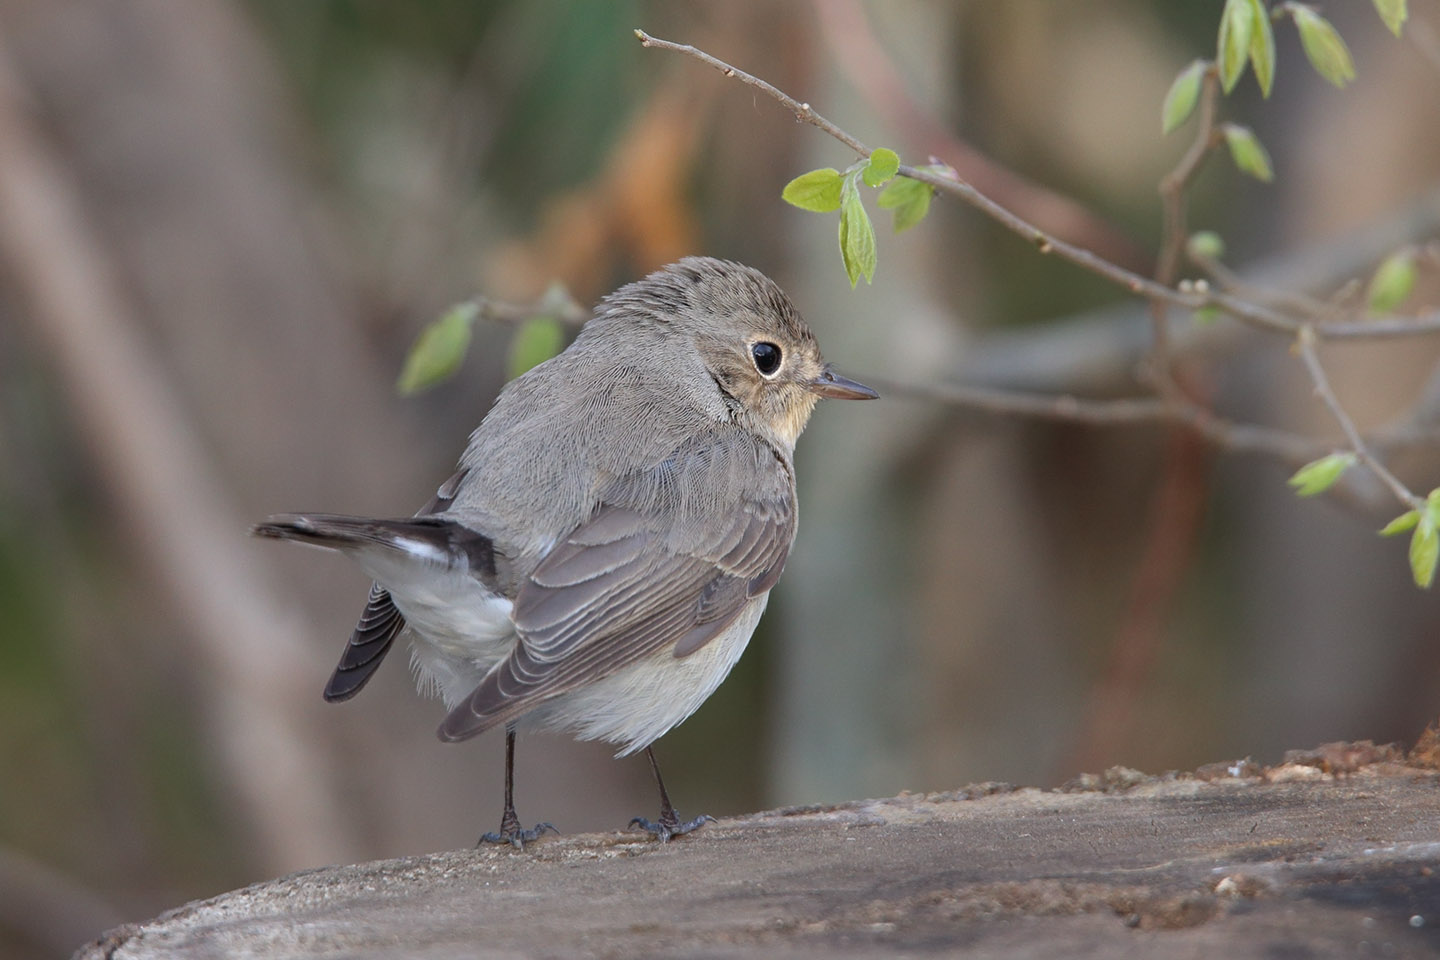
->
771;390;820;450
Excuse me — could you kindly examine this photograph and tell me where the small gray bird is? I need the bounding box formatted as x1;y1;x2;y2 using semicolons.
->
255;257;876;845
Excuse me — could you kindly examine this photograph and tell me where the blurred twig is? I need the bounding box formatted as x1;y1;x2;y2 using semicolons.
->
809;0;1149;272
466;291;590;328
957;188;1440;393
0;28;357;870
1296;326;1424;510
1149;64;1222;390
1188;249;1349;322
870;376;1320;461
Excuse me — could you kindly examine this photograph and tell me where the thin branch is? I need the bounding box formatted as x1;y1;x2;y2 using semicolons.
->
1294;326;1424;510
1117;69;1225;761
1156;67;1223;285
871;377;1173;424
1295;310;1440;340
808;0;1148;271
635;30;868;156
870;377;1323;462
1149;64;1222;386
638;30;1440;344
1189;249;1344;322
469;291;589;328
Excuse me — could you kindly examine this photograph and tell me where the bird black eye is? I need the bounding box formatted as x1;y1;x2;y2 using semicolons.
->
751;341;782;376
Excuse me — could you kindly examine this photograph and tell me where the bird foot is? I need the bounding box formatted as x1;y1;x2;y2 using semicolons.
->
628;812;715;842
479;815;557;850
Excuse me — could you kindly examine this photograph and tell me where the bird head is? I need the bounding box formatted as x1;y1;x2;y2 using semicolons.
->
594;257;876;451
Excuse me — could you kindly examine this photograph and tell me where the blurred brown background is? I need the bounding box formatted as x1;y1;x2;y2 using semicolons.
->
2;1;1439;956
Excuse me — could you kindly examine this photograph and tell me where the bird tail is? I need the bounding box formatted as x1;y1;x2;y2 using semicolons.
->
254;513;504;703
253;512;501;587
253;513;405;550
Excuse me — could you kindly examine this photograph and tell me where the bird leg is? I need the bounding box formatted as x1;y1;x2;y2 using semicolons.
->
479;727;556;849
629;746;715;842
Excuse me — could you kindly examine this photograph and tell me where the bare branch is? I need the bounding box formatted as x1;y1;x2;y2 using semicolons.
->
1149;63;1222;386
469;291;590;329
1294;327;1424;510
635;30;869;157
0;26;357;870
1189;249;1344;322
874;377;1323;462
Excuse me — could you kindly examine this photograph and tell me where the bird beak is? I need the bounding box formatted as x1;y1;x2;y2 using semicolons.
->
806;365;879;400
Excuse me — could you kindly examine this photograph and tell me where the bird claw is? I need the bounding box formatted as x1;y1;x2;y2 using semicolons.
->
479;821;557;850
628;813;716;842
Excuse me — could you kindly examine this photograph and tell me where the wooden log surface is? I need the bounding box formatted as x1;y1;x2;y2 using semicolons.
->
78;743;1440;959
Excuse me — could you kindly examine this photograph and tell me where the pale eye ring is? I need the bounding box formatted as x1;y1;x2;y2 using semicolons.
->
751;341;782;376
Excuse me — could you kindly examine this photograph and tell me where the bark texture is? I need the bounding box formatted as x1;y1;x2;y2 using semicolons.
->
78;746;1440;959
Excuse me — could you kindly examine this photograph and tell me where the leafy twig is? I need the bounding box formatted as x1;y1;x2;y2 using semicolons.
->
1150;63;1222;386
1294;325;1424;510
807;0;1147;271
638;29;1440;344
639;25;1439;536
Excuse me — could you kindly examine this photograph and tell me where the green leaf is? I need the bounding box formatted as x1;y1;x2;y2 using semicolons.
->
1223;124;1274;182
396;301;478;396
876;177;933;232
1287;452;1357;497
1367;248;1417;314
506;314;566;381
1161;61;1205;134
863;148;900;187
782;168;844;212
1217;0;1255;94
1247;0;1276;96
1192;305;1222;325
838;174;877;287
1187;230;1226;261
1293;7;1356;88
1410;515;1438;588
1374;0;1408;36
1380;509;1421;537
1426;488;1440;527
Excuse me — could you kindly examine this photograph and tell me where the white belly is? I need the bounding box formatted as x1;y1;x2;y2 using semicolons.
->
363;538;768;751
518;596;768;755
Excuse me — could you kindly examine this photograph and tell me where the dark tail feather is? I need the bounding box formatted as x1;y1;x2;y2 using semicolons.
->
255;511;504;704
252;513;400;549
252;513;498;580
324;583;406;702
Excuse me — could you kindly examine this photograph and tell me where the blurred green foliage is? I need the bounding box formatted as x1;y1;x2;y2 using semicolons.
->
247;0;643;221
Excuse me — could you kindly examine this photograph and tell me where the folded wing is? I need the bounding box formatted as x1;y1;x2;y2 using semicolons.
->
438;434;794;741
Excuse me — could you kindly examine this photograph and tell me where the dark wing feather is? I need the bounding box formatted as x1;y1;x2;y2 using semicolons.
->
437;441;794;742
324;467;473;700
